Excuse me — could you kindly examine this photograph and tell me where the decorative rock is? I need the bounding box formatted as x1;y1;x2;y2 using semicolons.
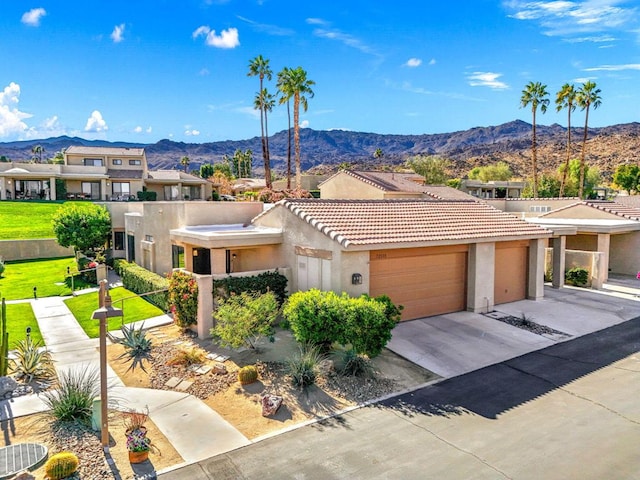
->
212;363;227;375
13;471;36;480
0;376;19;398
261;394;283;417
318;359;335;375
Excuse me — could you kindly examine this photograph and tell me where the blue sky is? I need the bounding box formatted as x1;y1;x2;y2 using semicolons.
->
1;0;639;144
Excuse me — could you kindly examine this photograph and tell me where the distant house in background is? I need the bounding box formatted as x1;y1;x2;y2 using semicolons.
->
232;178;266;196
320;170;475;200
460;179;526;199
272;174;328;193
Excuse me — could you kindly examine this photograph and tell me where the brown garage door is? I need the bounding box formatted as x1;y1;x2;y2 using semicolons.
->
494;240;528;305
370;245;468;321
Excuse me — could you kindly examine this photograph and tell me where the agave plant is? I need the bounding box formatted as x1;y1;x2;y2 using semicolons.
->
10;336;55;382
117;323;153;372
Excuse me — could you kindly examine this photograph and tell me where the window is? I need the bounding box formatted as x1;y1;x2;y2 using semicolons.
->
145;235;154;242
172;245;185;268
129;159;142;166
113;231;125;250
112;159;122;165
112;182;130;197
83;158;104;166
530;205;551;213
81;182;100;199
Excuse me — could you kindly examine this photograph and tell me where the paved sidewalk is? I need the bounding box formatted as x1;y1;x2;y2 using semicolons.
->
1;294;249;466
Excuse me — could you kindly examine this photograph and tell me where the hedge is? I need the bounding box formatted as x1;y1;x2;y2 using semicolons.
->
213;270;288;306
113;259;169;310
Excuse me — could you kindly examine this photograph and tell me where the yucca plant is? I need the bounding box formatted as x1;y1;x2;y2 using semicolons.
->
117;323;153;372
10;336;55;382
42;365;99;424
286;343;325;389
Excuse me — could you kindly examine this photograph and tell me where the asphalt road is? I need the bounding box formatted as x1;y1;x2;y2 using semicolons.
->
159;317;640;480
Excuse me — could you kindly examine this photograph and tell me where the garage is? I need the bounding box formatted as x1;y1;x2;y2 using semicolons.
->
369;245;468;321
494;240;529;304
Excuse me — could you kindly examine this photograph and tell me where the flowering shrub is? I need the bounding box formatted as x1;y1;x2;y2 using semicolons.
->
168;270;198;329
126;428;151;452
636;271;640;280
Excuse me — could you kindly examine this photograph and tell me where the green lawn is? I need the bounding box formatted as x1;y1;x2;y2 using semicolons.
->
4;302;44;348
64;287;164;338
0;257;92;300
0;200;74;240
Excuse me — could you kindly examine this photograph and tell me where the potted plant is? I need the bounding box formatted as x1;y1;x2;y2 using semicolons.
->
123;408;151;463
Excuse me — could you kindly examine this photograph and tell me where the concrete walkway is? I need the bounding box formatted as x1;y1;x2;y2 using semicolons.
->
1;294;250;466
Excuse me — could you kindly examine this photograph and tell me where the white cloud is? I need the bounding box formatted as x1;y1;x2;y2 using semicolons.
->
300;120;309;128
405;58;422;67
111;24;125;43
199;68;210;76
583;63;640;71
21;8;46;27
236;106;261;119
185;129;200;136
563;34;616;43
467;71;509;89
192;26;240;48
306;18;328;26
134;126;142;133
146;126;152;133
429;58;437;65
573;76;596;83
0;82;32;138
236;15;294;36
84;110;108;132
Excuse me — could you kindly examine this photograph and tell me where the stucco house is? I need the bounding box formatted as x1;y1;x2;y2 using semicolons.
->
319;170;475;200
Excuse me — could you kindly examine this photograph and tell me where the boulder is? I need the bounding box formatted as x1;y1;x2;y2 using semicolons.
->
318;359;335;375
212;363;227;375
261;394;283;417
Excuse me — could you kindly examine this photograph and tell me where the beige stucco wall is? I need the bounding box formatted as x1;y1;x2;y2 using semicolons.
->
320;173;385;199
0;239;73;261
542;204;620;220
610;232;640;275
485;198;580;214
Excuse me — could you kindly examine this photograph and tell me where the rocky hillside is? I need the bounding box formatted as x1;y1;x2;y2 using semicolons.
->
1;120;639;181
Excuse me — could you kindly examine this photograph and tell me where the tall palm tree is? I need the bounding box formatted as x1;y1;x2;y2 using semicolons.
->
285;67;315;189
576;81;602;199
254;88;275;188
180;156;190;173
555;83;576;197
31;144;44;163
277;67;294;189
520;81;549;198
247;55;273;186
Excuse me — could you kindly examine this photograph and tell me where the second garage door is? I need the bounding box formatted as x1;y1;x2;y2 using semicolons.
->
494;240;529;305
369;245;468;321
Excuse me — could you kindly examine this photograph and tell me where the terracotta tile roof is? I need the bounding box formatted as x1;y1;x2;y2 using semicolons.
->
66;146;145;156
540;200;640;221
612;196;640;208
269;199;550;248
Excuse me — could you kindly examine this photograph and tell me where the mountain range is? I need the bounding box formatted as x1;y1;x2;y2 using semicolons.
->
1;120;639;181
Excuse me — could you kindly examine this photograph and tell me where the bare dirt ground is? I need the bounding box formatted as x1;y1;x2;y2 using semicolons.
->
3;323;436;478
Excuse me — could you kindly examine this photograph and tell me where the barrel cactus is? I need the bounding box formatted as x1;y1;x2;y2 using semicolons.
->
44;451;79;480
238;365;258;385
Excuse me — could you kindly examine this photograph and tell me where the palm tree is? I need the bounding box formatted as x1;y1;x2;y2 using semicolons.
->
31;144;44;163
374;148;384;160
576;81;602;199
285;67;315;189
277;67;294;189
254;88;275;188
247;55;273;186
555;83;576;197
180;156;190;173
520;81;549;198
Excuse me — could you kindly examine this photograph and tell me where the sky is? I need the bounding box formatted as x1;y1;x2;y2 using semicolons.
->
1;0;639;144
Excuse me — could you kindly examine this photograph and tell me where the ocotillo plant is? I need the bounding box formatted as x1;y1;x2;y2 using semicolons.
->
0;298;8;377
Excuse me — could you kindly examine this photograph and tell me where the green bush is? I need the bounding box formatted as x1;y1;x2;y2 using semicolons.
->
565;267;589;286
286;343;325;389
343;295;396;358
137;190;157;201
338;348;375;377
77;256;97;284
212;291;278;349
214;270;288;306
42;365;99;424
114;259;169;310
168;270;198;329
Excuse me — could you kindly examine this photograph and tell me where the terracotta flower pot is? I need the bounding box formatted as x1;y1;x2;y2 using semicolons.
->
128;450;149;464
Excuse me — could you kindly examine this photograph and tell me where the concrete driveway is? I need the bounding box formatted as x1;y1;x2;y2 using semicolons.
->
387;283;640;378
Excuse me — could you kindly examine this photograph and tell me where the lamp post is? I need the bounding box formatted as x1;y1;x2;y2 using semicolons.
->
91;280;123;450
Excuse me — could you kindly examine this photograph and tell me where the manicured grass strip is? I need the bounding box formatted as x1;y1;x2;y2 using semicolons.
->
64;287;164;338
0;257;92;300
0;200;73;240
4;302;44;348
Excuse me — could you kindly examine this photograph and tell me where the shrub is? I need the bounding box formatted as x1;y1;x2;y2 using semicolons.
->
42;365;99;424
338;348;375;378
114;259;169;310
77;256;97;285
168;270;198;329
117;323;153;372
214;270;288;306
343;295;397;358
212;291;278;349
286;343;325;389
565;267;589;286
0;258;5;278
44;452;79;480
167;346;206;366
10;336;55;382
136;190;157;201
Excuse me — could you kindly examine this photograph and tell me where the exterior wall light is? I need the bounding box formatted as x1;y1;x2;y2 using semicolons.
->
351;273;362;285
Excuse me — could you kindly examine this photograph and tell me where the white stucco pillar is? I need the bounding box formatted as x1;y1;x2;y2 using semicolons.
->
195;274;213;340
597;233;610;283
50;176;56;200
551;236;566;289
100;179;108;200
467;243;495;313
528;239;546;300
0;178;5;200
211;249;227;275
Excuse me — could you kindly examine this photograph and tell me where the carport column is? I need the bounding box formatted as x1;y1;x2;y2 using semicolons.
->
49;176;56;200
597;233;610;283
195;274;213;340
211;249;227;274
100;179;108;201
551;236;566;289
528;239;545;300
467;243;495;313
